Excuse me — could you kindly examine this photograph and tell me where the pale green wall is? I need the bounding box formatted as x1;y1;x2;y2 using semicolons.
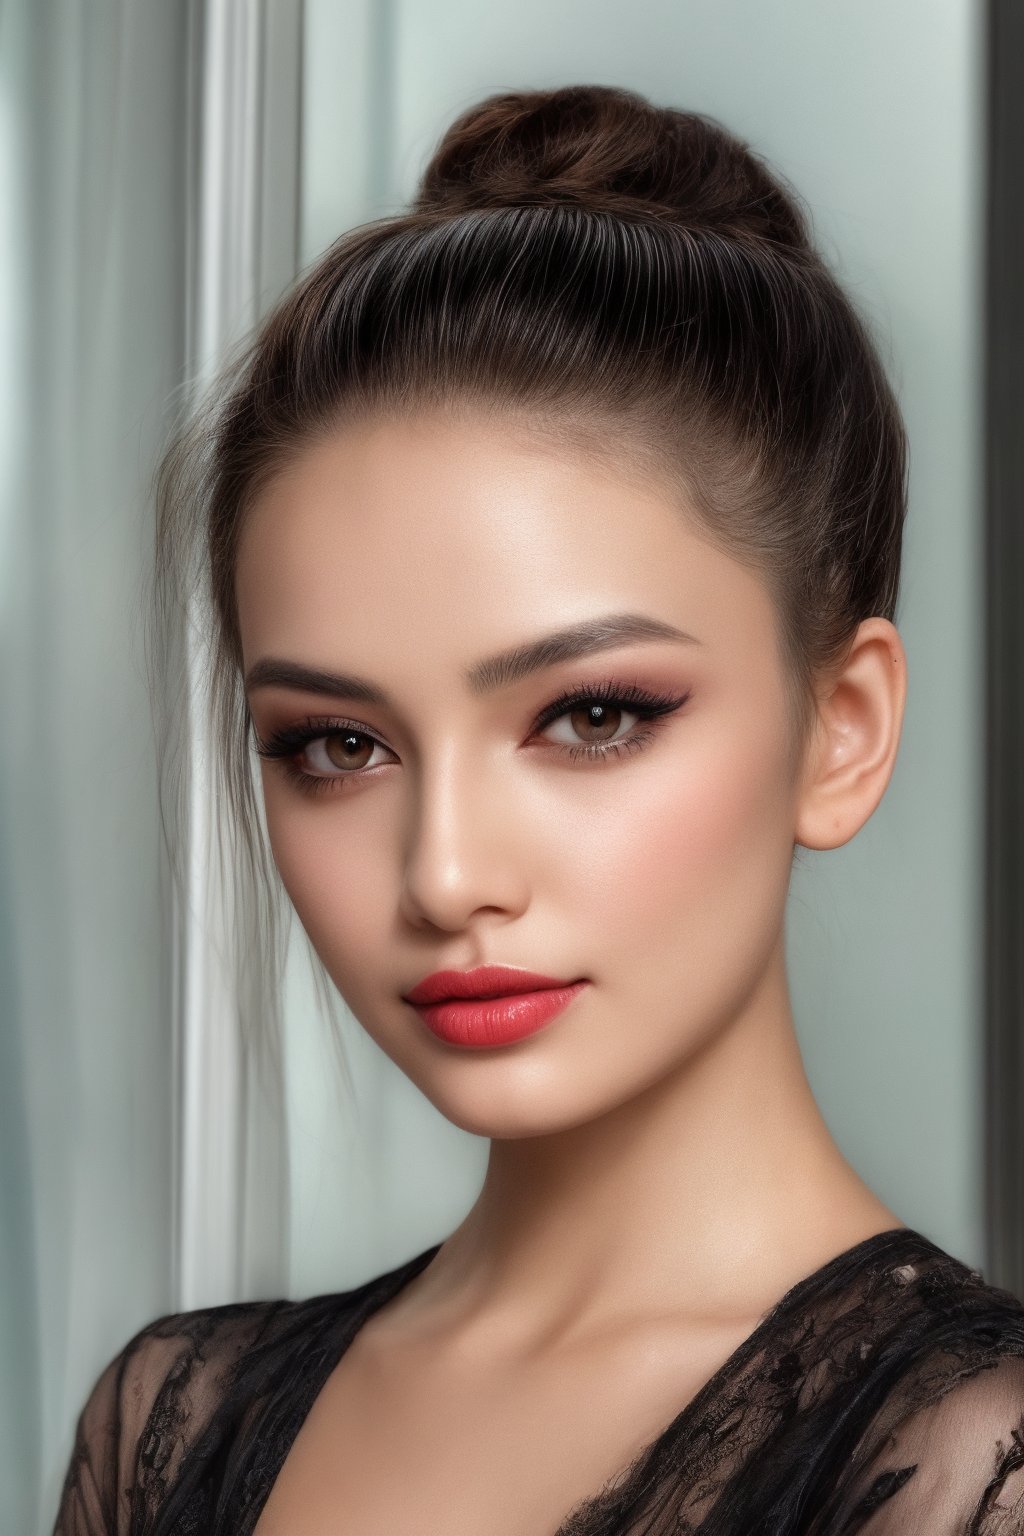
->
289;0;984;1291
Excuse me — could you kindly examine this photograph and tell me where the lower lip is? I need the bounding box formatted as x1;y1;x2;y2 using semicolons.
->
409;983;588;1048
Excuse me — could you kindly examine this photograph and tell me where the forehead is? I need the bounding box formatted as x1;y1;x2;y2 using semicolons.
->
233;412;778;679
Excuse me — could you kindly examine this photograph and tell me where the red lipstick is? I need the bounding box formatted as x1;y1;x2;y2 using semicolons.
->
403;966;588;1048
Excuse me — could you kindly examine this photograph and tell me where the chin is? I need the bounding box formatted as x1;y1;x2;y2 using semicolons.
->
403;1055;651;1142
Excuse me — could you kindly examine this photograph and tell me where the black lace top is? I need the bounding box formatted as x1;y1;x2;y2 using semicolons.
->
53;1227;1024;1535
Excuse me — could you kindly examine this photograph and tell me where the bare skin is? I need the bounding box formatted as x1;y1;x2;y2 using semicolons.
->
238;408;907;1535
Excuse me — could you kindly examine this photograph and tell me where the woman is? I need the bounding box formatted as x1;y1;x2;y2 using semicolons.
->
54;85;1024;1535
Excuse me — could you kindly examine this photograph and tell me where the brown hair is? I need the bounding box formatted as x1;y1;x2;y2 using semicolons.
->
150;84;908;1077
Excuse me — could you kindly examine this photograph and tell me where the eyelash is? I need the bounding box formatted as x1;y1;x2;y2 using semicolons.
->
252;679;690;799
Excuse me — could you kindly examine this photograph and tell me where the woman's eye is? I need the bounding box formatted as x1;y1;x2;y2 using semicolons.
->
542;701;640;748
302;730;389;776
254;683;688;796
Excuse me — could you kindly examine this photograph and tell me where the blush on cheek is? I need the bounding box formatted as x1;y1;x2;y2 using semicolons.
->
578;725;794;970
263;793;401;1004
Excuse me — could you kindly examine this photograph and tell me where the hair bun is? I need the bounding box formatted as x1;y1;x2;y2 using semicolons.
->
414;84;809;248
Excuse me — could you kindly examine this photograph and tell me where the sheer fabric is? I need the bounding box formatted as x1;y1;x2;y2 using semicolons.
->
53;1227;1024;1535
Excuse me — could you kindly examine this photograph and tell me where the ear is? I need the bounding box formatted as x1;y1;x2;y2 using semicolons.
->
794;617;908;851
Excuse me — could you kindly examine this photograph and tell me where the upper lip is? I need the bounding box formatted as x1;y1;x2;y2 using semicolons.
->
403;966;579;1006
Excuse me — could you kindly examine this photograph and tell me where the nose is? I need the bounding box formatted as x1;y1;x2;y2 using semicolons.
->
397;743;529;934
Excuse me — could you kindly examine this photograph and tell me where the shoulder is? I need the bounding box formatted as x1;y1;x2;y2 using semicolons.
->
52;1295;294;1536
824;1348;1024;1534
51;1255;425;1536
103;1291;296;1424
817;1241;1024;1533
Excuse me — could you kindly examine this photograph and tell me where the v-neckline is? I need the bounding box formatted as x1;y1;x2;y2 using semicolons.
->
245;1224;926;1536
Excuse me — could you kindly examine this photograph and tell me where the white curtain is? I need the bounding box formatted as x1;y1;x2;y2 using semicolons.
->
0;2;302;1529
0;3;184;1525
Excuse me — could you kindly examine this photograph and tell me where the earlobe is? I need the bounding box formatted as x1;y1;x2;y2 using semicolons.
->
794;617;908;852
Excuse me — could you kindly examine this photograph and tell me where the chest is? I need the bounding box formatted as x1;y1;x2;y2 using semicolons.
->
249;1317;750;1536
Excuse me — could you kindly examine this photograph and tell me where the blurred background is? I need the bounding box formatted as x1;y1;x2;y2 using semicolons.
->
2;2;1021;1532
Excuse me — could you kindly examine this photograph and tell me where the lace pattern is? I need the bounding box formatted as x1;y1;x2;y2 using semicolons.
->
52;1229;1024;1535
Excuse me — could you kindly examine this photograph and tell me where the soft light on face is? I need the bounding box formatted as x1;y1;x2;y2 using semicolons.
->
235;411;808;1138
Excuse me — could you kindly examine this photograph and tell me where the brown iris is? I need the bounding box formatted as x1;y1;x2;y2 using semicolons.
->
323;731;375;770
570;703;621;742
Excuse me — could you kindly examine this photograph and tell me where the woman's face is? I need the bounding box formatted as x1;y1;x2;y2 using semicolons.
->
236;411;808;1137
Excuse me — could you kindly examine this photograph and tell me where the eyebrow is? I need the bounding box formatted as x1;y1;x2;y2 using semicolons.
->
244;612;701;706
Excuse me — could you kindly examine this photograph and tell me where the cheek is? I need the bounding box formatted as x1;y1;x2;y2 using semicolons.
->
262;776;398;985
566;716;796;967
